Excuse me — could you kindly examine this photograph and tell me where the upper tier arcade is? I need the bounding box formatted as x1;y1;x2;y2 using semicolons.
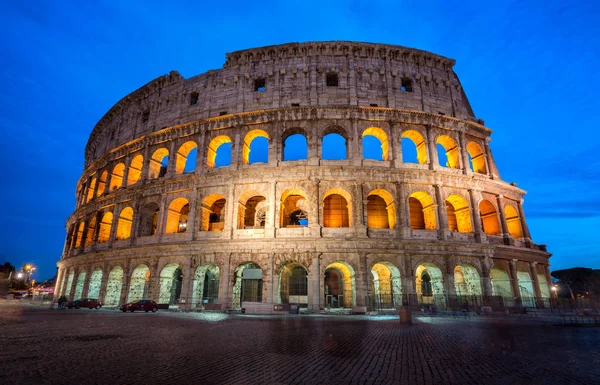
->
85;41;476;168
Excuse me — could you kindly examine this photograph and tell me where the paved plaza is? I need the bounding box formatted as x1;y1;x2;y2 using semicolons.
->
0;304;598;384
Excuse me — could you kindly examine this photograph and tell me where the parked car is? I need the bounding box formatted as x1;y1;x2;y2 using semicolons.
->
67;298;102;309
120;300;158;313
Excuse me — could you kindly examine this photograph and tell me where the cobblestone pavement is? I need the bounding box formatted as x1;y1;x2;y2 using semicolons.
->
0;304;598;385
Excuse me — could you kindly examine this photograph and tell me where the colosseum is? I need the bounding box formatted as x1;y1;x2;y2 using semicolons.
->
55;41;553;314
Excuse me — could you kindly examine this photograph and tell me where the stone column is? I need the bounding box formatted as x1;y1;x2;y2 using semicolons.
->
53;268;64;302
119;265;130;306
434;185;449;240
141;144;151;182
81;266;92;299
459;131;471;175
156;195;169;241
517;199;532;247
397;182;410;238
350;118;361;166
67;271;78;300
355;183;368;237
218;256;232;310
509;259;522;306
496;195;511;246
188;187;199;240
266;253;275;304
121;155;131;186
265;181;276;238
165;140;177;178
309;178;321;238
308;121;319;166
445;259;456;299
529;262;543;308
544;264;556;299
426;125;438;170
223;185;237;238
178;258;193;310
481;257;494;297
195;130;206;175
354;253;368;309
468;189;485;243
231;132;240;170
98;265;110;303
308;254;321;311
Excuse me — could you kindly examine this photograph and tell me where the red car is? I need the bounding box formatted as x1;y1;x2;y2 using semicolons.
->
67;298;102;309
120;300;158;313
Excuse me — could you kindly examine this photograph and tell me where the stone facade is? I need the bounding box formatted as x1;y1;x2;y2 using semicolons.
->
56;42;552;313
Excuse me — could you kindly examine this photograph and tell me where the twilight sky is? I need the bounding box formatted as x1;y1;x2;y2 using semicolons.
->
1;1;598;281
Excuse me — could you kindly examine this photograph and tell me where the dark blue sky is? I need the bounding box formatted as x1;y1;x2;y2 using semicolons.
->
1;1;598;280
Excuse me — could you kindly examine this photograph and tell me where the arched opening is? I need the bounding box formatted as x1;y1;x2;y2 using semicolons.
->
97;212;113;243
165;198;190;234
207;135;232;168
324;262;355;308
232;262;263;309
96;171;108;197
537;271;550;298
86;177;96;203
192;263;220;308
63;270;74;297
88;268;103;299
84;217;97;247
110;163;125;191
74;221;85;248
446;195;472;233
138;202;160;237
242;129;270;165
490;266;513;298
280;189;308;228
466;142;487;174
322;133;347;160
104;266;123;306
127;264;150;302
149;148;169;179
175;141;198;174
283;133;308;161
517;267;535;307
362;127;389;161
479;200;500;235
505;205;523;238
74;271;86;300
436;135;460;169
454;264;482;296
323;188;351;228
415;263;444;305
401;130;427;164
367;189;396;229
158;263;183;306
200;194;226;231
237;193;267;229
408;191;437;230
278;263;308;305
116;207;134;240
370;262;402;309
127;154;143;185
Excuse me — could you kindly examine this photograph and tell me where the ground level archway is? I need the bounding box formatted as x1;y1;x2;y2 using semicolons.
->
192;263;220;308
324;262;355;308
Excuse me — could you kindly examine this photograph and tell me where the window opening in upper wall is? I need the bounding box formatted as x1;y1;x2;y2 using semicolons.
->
219;111;228;116
370;103;378;107
254;78;266;92
190;92;199;105
401;78;413;92
326;73;339;87
291;103;300;107
142;110;150;122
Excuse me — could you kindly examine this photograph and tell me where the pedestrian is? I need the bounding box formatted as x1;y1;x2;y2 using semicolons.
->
58;295;67;310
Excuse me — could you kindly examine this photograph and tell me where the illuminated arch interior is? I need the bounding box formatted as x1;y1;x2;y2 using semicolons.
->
408;191;436;230
110;163;125;191
88;268;103;299
242;129;269;165
401;130;427;164
84;216;97;246
158;263;183;305
175;141;198;174
74;271;86;300
479;200;500;235
446;194;472;233
323;188;352;228
466;142;487;174
97;212;113;243
74;221;85;248
138;202;160;236
86;177;96;203
207;135;232;168
415;263;444;298
281;188;308;228
436;135;460;169
127;264;150;302
490;266;512;297
165;198;190;234
362;126;389;161
505;205;523;238
192;263;220;307
127;154;144;185
96;171;108;197
324;262;355;308
278;263;308;304
149;148;169;179
104;266;123;306
201;194;226;231
367;189;396;229
453;264;482;296
116;207;134;240
371;262;402;308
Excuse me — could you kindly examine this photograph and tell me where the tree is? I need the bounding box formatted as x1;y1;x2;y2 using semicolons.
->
551;268;600;299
